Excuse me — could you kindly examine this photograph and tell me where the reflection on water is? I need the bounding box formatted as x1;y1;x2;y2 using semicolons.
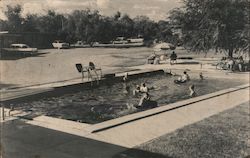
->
12;74;244;124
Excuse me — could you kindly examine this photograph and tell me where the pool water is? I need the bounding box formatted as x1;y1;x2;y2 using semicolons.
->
11;73;245;124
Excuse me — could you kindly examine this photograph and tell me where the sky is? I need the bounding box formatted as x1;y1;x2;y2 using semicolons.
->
0;0;182;21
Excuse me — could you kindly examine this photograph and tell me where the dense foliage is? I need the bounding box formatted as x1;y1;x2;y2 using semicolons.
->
2;1;247;55
0;5;179;46
169;0;249;57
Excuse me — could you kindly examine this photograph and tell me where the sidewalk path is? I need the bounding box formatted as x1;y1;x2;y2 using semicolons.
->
85;87;249;147
26;86;249;148
1;120;129;158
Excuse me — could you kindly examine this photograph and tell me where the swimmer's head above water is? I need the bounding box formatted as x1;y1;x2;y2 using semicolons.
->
136;84;140;89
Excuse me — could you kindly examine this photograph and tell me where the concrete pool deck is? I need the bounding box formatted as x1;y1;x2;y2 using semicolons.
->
1;84;249;158
25;84;249;148
1;62;249;101
2;47;223;89
0;61;245;90
1;53;249;157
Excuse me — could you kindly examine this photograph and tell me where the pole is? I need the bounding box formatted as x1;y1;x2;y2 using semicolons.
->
1;106;4;121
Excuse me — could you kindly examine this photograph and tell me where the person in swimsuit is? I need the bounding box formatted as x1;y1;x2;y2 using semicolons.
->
174;71;190;84
189;84;197;97
140;83;149;93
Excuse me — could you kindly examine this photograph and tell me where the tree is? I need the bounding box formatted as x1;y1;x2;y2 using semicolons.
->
37;10;66;37
133;16;158;40
114;11;121;21
2;5;175;46
64;9;103;44
0;20;8;31
157;20;176;43
22;14;39;32
95;16;114;43
169;0;249;57
4;5;24;32
119;14;134;38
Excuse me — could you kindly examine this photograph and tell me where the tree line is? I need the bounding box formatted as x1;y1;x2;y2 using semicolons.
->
0;5;179;46
1;0;248;57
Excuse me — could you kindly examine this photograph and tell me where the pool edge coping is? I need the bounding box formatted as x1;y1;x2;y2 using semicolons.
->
9;83;249;135
85;83;249;133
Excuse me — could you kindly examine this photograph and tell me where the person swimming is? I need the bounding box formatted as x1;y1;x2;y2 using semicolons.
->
123;73;128;82
174;71;190;84
127;92;158;110
199;72;204;80
140;83;149;93
138;93;158;108
133;84;141;96
123;82;130;94
138;93;150;107
189;84;196;97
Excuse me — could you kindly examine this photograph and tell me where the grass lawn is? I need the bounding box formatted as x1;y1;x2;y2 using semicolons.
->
114;101;250;158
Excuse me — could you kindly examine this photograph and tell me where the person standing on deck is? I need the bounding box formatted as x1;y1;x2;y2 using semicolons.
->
170;51;177;65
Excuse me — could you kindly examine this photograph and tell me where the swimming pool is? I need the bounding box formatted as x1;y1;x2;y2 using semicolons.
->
5;71;246;124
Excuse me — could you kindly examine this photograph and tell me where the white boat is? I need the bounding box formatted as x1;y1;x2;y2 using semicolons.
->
52;40;70;49
3;44;38;54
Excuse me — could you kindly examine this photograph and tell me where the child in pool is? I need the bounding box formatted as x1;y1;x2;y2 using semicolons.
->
174;71;190;84
189;84;197;97
140;83;149;93
133;85;141;96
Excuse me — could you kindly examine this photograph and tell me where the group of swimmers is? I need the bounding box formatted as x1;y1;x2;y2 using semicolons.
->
174;71;204;97
123;71;203;109
174;71;190;83
123;73;157;109
133;83;149;95
132;83;157;108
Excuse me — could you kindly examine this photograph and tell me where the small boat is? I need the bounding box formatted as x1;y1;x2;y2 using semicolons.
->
3;44;38;54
